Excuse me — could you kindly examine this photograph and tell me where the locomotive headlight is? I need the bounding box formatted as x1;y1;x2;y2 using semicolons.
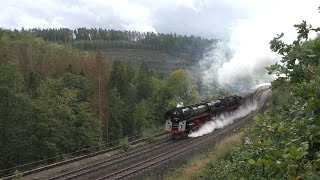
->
179;125;182;129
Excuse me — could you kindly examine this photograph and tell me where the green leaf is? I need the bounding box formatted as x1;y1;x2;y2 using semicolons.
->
248;159;256;165
307;98;317;110
289;145;302;159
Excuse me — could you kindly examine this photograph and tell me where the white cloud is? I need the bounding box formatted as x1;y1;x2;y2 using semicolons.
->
176;0;207;12
123;23;157;33
0;0;319;46
0;0;252;37
0;0;155;32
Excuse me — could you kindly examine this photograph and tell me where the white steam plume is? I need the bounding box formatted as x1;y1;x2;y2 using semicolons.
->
200;0;320;88
188;101;258;137
216;14;284;86
198;41;230;84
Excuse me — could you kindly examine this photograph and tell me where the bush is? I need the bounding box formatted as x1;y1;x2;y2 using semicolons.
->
119;137;131;152
12;170;22;180
146;136;156;144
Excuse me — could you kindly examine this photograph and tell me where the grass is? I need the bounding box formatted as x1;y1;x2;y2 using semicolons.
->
164;132;243;180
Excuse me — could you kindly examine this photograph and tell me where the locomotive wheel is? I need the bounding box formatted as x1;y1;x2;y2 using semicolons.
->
171;134;182;139
171;133;189;139
192;119;202;131
171;134;181;139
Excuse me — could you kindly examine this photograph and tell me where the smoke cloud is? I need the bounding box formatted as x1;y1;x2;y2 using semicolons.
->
199;0;320;88
216;15;284;86
188;101;258;137
198;41;231;84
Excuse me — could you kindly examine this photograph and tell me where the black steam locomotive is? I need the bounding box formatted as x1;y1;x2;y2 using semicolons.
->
164;90;257;138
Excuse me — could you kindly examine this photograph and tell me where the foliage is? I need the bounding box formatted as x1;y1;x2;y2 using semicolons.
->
62;72;90;102
107;88;124;143
12;170;22;180
0;69;100;175
133;99;150;135
119;137;131;152
136;61;155;101
0;86;35;171
193;15;320;179
146;136;156;144
108;61;137;138
0;63;24;92
166;69;200;105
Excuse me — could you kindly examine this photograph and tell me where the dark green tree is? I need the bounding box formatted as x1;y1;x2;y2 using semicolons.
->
33;78;100;154
0;63;40;173
108;61;137;137
166;69;200;106
133;99;150;135
107;88;124;143
62;72;90;102
136;61;154;101
0;63;24;93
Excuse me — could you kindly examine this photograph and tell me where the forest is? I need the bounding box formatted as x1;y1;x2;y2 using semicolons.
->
23;28;215;59
0;28;227;176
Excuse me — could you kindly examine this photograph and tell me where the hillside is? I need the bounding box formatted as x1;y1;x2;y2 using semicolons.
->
24;28;215;73
100;48;200;73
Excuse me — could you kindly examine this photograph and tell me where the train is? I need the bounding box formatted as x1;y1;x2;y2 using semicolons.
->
164;84;270;138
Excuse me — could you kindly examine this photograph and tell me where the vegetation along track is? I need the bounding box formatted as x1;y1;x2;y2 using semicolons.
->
96;89;270;180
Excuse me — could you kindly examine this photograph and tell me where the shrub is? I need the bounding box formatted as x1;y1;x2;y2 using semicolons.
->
119;137;131;152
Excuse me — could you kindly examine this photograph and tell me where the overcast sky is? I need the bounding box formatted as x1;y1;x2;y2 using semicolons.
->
2;0;318;40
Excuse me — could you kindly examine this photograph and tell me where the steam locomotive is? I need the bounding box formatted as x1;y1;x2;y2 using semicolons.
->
164;88;262;138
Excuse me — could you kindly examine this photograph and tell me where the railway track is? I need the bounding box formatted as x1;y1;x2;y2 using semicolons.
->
1;132;167;180
0;132;166;180
95;89;270;180
48;139;174;180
